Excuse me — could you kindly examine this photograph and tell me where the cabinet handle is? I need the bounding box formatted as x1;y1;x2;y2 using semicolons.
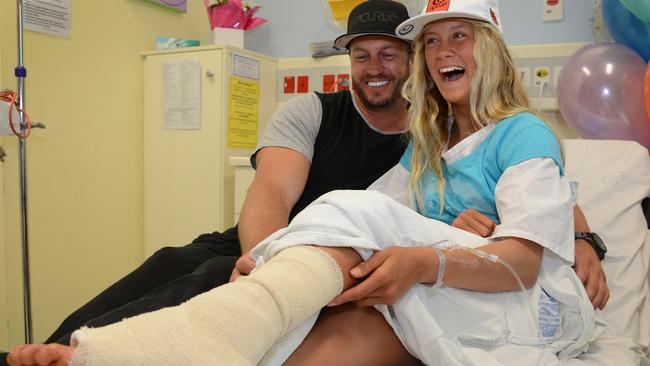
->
206;70;215;78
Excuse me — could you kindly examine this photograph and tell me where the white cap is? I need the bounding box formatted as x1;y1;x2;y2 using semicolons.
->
395;0;502;41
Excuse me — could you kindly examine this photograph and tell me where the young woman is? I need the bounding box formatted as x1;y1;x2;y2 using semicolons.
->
8;1;597;365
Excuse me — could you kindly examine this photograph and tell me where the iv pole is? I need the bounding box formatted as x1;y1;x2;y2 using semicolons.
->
16;0;33;344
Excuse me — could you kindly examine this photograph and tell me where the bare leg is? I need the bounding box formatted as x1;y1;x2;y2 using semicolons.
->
315;246;363;289
284;303;422;366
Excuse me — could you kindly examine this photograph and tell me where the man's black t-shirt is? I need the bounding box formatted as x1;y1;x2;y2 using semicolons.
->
289;91;407;219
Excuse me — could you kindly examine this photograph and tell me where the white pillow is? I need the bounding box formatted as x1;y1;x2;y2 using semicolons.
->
563;139;650;351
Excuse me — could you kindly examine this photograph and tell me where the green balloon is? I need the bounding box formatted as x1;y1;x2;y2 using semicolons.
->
620;0;650;23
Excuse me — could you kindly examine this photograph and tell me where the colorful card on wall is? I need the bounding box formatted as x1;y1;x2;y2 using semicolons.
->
143;0;187;12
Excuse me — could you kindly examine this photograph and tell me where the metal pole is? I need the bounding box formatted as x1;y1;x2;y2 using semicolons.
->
16;0;33;344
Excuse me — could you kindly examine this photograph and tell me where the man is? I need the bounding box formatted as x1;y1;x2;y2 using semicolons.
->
2;1;608;364
229;2;420;362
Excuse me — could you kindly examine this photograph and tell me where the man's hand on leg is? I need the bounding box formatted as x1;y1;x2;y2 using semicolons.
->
230;252;256;282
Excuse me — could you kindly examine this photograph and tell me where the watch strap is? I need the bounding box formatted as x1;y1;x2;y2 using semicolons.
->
575;231;607;261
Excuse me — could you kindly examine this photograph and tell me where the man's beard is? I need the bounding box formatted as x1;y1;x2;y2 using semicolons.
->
353;76;406;112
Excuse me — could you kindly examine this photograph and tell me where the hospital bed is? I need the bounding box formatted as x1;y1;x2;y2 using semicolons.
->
560;139;650;365
228;138;650;364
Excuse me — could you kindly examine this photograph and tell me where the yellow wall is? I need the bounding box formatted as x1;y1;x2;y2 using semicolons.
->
0;0;209;348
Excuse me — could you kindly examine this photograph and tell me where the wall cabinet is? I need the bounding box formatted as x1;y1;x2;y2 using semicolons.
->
143;45;276;256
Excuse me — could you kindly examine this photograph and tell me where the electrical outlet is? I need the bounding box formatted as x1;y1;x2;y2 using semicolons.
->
543;0;563;22
517;67;532;87
533;67;550;87
0;99;19;136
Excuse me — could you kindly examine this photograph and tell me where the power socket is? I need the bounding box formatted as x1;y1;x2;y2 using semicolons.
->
533;67;551;87
543;0;563;22
517;67;532;87
0;99;19;136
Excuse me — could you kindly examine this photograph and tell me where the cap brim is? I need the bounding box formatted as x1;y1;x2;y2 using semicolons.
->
395;12;492;41
333;32;411;50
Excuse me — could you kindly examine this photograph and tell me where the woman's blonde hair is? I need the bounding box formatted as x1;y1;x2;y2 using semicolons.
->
403;19;532;211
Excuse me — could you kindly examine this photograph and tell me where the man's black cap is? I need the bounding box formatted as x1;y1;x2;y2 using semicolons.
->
333;0;411;50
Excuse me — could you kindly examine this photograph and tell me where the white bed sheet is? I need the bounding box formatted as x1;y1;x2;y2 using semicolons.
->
561;332;647;365
561;139;650;366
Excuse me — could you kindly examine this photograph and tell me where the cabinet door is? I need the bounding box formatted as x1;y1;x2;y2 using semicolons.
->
144;50;225;256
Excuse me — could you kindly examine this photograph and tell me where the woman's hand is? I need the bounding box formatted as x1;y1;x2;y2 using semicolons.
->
7;344;75;366
451;208;496;237
328;246;435;307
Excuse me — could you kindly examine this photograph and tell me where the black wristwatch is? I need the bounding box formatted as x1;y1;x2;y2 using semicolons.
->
575;232;607;261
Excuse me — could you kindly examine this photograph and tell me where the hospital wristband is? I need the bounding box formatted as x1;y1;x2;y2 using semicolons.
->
433;248;446;288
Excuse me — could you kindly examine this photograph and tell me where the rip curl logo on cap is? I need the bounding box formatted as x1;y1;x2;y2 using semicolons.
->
490;8;499;25
398;24;414;35
427;0;450;13
349;10;399;30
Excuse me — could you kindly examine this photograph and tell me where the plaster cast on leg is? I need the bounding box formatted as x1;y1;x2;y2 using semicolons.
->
69;246;343;366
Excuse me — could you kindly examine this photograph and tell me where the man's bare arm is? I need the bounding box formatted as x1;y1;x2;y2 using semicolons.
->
238;147;310;253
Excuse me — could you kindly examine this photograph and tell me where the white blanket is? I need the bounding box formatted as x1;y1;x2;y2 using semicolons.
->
251;190;598;365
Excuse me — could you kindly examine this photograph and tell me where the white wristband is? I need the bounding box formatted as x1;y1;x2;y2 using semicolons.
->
433;248;446;288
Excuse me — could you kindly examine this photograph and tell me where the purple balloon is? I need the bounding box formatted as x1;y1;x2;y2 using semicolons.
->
557;42;650;149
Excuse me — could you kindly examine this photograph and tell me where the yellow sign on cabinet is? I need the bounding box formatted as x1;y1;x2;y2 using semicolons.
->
228;77;259;148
